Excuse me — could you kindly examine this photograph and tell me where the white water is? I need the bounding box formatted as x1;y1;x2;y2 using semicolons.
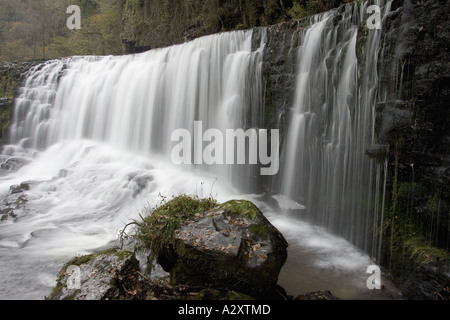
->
278;0;392;254
0;30;265;300
0;2;398;300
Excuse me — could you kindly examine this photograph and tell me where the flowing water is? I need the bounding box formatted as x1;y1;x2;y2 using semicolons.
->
0;1;402;300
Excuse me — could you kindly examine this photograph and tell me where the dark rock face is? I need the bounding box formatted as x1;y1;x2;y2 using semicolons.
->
261;21;302;137
378;0;450;200
375;0;450;299
158;200;289;299
259;0;450;300
402;264;450;300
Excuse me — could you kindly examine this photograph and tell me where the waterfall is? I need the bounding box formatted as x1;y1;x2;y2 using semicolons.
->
277;0;392;254
0;30;267;300
5;30;267;193
8;31;264;161
0;1;395;299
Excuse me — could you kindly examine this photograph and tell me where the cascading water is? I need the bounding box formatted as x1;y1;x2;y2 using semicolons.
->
0;30;267;300
0;1;399;300
277;0;392;254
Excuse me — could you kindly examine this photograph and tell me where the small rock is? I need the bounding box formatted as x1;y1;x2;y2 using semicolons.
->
295;291;340;300
48;249;140;300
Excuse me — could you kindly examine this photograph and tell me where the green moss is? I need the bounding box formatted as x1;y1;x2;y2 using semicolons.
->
134;194;217;268
134;196;268;274
235;23;248;30
397;182;425;201
426;193;440;212
217;200;260;220
63;248;130;268
380;142;449;281
249;223;269;240
404;237;448;265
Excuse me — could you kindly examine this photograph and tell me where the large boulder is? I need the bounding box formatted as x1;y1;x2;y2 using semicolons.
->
48;247;260;300
48;197;289;300
150;198;289;299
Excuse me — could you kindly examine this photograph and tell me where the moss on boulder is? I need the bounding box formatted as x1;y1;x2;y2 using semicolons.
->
136;196;288;299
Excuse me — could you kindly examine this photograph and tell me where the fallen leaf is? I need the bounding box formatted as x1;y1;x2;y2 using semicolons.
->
253;243;261;251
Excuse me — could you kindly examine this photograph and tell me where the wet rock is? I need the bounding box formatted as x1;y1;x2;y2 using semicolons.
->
9;182;31;195
376;102;412;144
48;249;140;300
48;247;271;301
366;144;390;163
295;291;340;300
0;207;15;221
436;282;450;300
1;181;30;222
128;173;154;197
0;157;32;171
9;185;23;195
402;264;450;300
157;200;289;299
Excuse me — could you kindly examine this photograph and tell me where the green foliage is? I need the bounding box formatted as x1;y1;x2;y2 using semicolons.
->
125;0;143;12
0;0;351;61
288;0;344;19
288;1;307;19
134;194;218;269
75;0;99;16
306;0;327;15
0;0;123;61
404;237;448;265
381;143;449;273
426;192;440;213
